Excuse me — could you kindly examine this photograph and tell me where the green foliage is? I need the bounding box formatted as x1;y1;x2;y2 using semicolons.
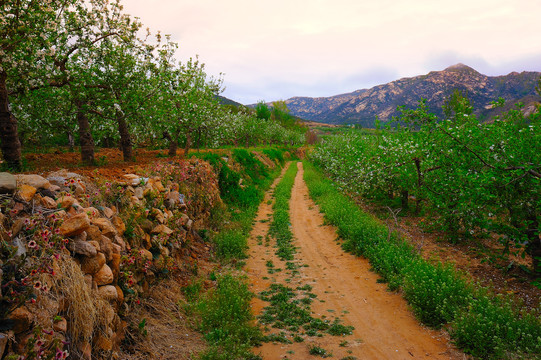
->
255;101;271;121
451;292;541;358
213;230;247;261
258;283;316;333
326;319;354;336
403;261;473;328
196;274;262;360
308;345;332;357
262;148;285;164
310;94;541;272
232;149;269;186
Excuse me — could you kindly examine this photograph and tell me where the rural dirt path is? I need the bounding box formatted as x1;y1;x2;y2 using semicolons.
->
246;162;463;360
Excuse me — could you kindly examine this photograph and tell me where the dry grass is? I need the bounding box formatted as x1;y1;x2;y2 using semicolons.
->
119;276;206;360
51;256;114;348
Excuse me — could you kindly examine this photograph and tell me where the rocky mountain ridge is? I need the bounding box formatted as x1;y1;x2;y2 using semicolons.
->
284;64;541;126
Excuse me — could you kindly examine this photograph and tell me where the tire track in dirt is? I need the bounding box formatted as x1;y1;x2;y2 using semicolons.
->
246;162;464;359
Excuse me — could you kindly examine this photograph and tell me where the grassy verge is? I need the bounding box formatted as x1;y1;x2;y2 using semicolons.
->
269;162;298;261
303;161;541;359
184;148;289;360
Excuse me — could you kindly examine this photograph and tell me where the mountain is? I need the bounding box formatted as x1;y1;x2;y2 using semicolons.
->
284;64;541;126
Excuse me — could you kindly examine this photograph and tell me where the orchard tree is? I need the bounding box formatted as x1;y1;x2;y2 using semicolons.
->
158;56;223;156
87;30;159;161
3;0;142;165
0;0;80;169
50;0;141;164
255;101;271;121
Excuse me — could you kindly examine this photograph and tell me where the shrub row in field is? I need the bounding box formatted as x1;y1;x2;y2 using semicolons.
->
303;161;541;359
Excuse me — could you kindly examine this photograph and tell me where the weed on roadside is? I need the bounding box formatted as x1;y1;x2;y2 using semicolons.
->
309;345;332;358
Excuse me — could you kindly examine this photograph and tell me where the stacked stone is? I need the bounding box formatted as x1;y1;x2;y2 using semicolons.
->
0;170;197;359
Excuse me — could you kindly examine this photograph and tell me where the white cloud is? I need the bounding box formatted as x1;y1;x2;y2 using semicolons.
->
122;0;541;104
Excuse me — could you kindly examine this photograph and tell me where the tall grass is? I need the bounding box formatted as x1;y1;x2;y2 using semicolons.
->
303;161;541;359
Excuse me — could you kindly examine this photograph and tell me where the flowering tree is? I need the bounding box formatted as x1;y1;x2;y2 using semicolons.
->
156;56;223;156
311;90;541;273
0;0;81;169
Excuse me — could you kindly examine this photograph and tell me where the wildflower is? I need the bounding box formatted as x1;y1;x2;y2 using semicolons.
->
34;281;42;289
28;240;38;249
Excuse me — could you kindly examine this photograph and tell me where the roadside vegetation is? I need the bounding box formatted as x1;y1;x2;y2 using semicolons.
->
303;160;541;359
182;148;289;360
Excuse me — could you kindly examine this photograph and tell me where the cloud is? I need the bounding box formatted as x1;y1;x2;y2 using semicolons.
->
122;0;541;104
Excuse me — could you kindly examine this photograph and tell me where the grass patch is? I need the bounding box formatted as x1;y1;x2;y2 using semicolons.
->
269;163;298;261
213;229;248;261
258;283;353;341
309;345;332;357
195;274;262;360
303;161;541;359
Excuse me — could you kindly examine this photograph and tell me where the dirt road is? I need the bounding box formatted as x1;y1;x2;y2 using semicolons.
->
246;162;463;360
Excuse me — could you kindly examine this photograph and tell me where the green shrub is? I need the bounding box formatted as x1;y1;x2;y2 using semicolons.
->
262;148;284;164
451;292;541;359
364;236;417;290
213;230;247;261
403;261;473;327
197;274;261;359
233;148;268;186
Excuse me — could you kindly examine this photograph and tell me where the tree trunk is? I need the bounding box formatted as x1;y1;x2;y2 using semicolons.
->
414;158;423;214
183;132;191;157
117;115;133;161
68;131;75;151
162;131;177;157
0;72;22;170
526;214;540;274
401;190;409;210
76;100;95;164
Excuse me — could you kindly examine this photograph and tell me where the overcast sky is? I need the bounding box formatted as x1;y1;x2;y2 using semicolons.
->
122;0;541;105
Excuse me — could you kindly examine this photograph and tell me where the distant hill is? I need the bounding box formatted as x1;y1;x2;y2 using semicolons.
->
216;95;244;107
284;64;541;127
